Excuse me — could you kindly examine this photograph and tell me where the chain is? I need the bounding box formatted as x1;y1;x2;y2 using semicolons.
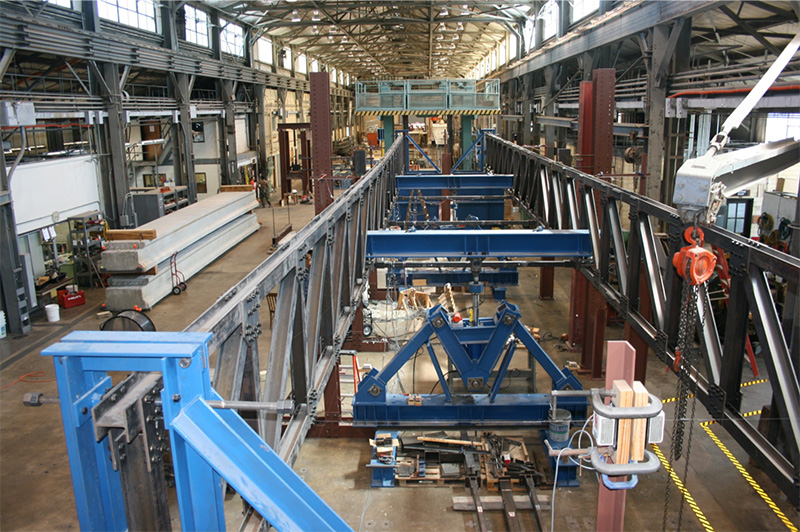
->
663;231;703;532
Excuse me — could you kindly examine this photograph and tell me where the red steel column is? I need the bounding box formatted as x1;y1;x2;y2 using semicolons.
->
440;153;452;222
311;72;334;214
596;340;636;531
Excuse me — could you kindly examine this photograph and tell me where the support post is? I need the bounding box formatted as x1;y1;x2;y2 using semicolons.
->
311;72;334;214
382;115;394;149
595;341;636;531
645;25;670;201
219;81;238;185
461;115;474;171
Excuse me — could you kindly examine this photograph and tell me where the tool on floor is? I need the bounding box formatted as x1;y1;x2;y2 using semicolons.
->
169;252;187;295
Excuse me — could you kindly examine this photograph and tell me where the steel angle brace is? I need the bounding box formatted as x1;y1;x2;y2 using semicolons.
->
42;331;351;532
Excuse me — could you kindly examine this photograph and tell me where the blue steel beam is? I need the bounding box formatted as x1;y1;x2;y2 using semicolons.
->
390;269;519;287
366;229;593;259
396;174;513;194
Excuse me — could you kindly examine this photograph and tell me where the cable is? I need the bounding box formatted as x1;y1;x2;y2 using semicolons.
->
1;371;57;390
551;415;597;532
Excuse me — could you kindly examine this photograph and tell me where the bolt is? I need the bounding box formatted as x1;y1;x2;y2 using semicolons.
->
172;394;181;402
81;407;88;415
179;357;192;368
110;394;118;401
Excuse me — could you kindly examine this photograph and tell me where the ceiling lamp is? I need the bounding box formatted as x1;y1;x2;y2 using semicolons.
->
435;43;443;49
457;22;464;30
438;23;446;31
312;10;321;22
436;34;444;41
449;43;456;49
452;34;459;40
291;9;300;22
461;4;469;15
312;25;320;34
338;44;345;51
328;34;334;41
439;6;448;16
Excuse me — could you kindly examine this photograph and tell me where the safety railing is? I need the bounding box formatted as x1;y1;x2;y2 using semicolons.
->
355;79;500;112
484;133;800;509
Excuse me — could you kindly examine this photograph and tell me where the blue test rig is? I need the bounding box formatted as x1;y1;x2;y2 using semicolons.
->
41;332;350;532
352;302;587;426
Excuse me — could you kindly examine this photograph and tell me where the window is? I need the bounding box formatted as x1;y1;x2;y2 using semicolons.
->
220;21;244;57
331;67;337;83
311;58;319;72
509;33;518;60
490;49;497;71
541;0;559;41
46;0;72;8
282;47;292;70
98;0;157;32
717;198;753;237
297;53;307;74
345;73;350;85
765;113;800;141
338;70;343;85
258;38;273;64
184;5;208;47
499;41;507;66
523;18;535;50
572;0;600;22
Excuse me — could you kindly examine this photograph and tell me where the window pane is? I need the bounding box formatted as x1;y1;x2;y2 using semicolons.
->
572;0;600;22
46;0;73;8
258;38;273;64
542;0;559;40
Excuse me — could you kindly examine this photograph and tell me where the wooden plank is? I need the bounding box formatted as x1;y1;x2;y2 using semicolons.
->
612;379;634;464
106;229;158;241
631;381;649;461
221;185;254;192
418;436;485;448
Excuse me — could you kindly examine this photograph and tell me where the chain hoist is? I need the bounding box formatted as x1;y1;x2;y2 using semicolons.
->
663;224;716;532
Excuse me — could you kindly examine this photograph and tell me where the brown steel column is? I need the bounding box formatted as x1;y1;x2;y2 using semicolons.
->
310;72;334;214
441;153;452;221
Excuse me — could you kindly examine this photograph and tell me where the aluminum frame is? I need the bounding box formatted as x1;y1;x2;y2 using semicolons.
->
485;133;800;508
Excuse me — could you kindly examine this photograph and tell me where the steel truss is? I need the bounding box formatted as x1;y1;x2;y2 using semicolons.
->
485;134;800;508
177;138;403;527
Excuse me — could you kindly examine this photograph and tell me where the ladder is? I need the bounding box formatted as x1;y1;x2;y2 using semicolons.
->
339;350;361;417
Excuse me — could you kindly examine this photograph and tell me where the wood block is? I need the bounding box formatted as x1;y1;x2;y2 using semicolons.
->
631;381;649;461
106;229;158;241
612;379;634;465
221;185;254;192
412;279;427;286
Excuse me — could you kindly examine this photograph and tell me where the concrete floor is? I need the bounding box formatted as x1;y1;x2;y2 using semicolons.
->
1;195;797;531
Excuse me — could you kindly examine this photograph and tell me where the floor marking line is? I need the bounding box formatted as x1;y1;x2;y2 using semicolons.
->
651;443;714;532
701;424;797;532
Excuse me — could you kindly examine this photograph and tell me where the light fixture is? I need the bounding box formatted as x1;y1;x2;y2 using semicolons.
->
338;44;345;51
449;43;456;49
312;25;319;34
435;43;442;49
439;6;448;16
312;10;321;22
461;4;469;15
328;34;334;40
436;34;444;41
452;34;459;40
438;23;446;31
291;9;300;22
457;22;464;30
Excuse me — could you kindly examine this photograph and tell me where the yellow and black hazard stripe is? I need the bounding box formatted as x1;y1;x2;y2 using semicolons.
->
702;422;798;531
355;109;501;116
651;443;715;531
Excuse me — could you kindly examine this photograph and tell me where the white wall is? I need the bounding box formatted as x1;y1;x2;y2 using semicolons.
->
9;155;102;234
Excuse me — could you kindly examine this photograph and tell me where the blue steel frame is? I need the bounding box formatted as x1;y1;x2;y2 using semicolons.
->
42;331;351;532
401;130;441;174
452;128;495;172
393;173;512;221
352;303;586;426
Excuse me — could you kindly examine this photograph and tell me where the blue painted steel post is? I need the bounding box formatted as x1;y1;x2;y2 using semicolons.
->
382;115;394;149
50;356;125;530
461;115;473;171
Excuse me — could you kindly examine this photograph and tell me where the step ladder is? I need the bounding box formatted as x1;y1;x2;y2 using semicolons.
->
339;350;361;418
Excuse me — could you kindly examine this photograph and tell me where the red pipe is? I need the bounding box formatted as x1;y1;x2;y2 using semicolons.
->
668;84;800;99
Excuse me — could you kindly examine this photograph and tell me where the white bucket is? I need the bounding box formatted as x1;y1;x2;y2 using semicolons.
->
0;310;6;338
45;304;61;323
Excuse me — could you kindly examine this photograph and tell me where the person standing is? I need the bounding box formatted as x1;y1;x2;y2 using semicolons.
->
258;177;271;207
